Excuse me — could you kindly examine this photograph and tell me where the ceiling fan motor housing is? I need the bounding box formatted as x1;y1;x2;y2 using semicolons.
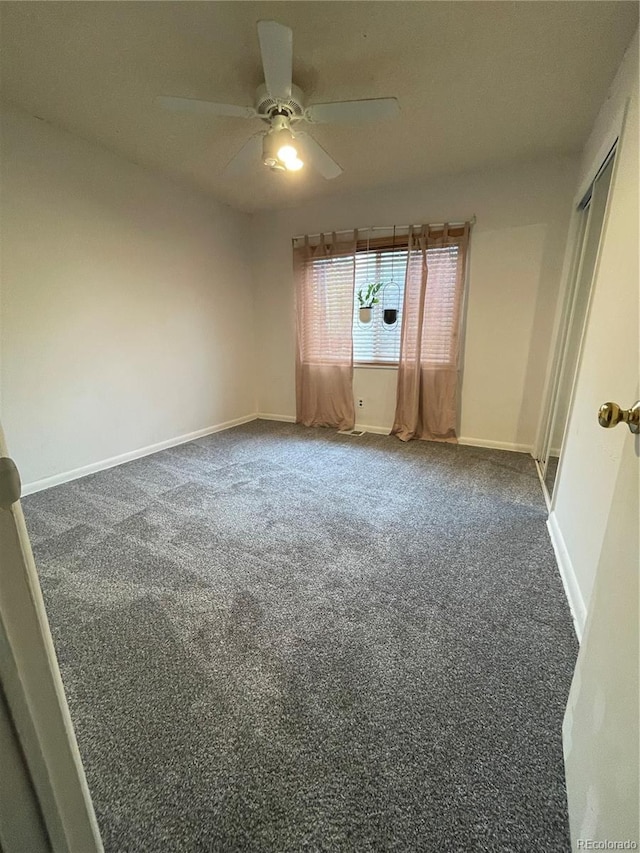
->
255;83;305;120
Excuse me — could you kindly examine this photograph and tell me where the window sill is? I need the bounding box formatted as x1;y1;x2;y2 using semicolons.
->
354;362;399;370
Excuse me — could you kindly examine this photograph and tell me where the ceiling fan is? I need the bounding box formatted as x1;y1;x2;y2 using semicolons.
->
156;20;399;180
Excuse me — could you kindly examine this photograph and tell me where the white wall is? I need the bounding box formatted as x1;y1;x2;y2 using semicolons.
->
0;107;256;487
549;31;639;626
250;156;578;450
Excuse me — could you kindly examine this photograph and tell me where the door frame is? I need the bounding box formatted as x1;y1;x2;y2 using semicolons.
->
0;677;51;852
533;102;628;504
0;423;103;852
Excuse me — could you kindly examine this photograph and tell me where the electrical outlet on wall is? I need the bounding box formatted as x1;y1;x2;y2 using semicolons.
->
357;399;364;408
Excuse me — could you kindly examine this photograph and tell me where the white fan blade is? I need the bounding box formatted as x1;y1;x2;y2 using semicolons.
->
222;134;264;177
295;133;342;180
305;98;399;124
156;96;255;119
257;20;292;101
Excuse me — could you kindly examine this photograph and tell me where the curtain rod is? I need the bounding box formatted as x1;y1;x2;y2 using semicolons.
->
292;216;476;243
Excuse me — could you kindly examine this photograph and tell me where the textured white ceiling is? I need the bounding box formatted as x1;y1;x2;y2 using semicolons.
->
1;2;637;212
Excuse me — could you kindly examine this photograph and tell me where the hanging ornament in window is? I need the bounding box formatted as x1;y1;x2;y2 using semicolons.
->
382;282;400;329
357;229;381;325
358;281;382;324
382;225;399;330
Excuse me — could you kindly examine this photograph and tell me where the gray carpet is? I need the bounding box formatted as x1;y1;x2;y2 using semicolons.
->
22;420;577;852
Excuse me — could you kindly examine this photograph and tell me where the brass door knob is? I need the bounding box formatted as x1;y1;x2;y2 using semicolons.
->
0;457;21;509
598;401;640;434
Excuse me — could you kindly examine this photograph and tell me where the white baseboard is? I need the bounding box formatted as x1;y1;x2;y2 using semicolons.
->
354;423;391;435
547;511;586;641
458;436;533;454
21;413;258;496
254;417;531;448
350;429;528;444
256;413;296;423
22;411;534;495
256;413;391;435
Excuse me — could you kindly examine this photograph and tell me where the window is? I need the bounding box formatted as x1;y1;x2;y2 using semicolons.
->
352;242;461;366
295;231;464;368
353;247;407;364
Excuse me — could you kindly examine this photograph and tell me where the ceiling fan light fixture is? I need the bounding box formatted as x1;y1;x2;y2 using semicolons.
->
277;142;298;163
262;123;303;172
262;132;280;167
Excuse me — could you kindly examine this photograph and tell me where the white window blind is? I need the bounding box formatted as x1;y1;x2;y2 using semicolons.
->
420;244;461;366
353;249;407;364
300;252;355;364
353;244;461;365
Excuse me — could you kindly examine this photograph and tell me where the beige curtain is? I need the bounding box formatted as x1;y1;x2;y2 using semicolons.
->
392;222;470;443
294;231;357;430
